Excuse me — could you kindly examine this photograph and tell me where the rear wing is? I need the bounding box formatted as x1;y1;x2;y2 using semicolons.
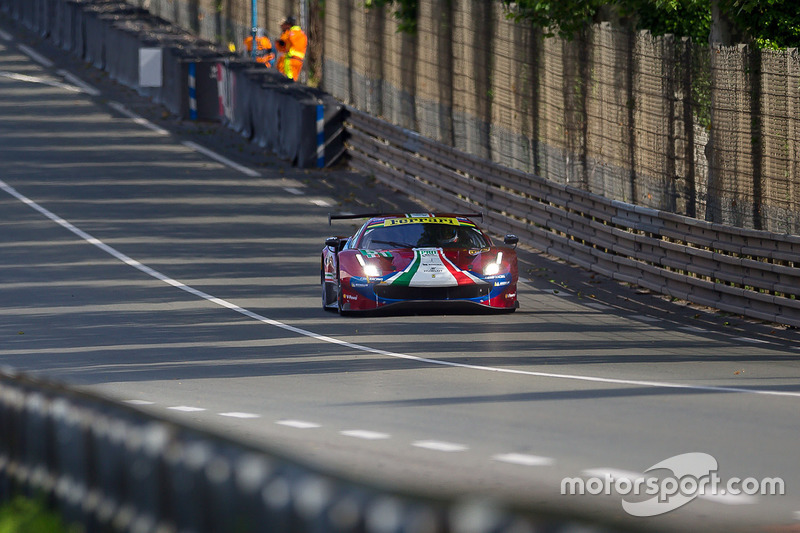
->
328;212;483;225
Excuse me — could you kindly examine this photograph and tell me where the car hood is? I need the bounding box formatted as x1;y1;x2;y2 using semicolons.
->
362;247;492;287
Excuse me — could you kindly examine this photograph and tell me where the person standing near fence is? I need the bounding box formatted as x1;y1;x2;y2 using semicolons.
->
244;28;275;67
275;16;307;82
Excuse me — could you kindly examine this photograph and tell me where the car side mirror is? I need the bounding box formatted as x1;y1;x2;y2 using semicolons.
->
325;237;341;249
504;234;519;248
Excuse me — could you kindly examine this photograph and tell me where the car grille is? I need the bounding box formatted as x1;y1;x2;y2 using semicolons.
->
374;283;489;301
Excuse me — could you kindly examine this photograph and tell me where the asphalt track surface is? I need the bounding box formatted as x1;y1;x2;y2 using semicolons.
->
2;18;800;533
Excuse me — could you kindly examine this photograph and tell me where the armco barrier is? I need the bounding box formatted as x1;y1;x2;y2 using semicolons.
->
0;370;620;533
345;108;800;328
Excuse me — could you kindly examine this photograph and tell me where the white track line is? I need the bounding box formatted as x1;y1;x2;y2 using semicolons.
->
168;406;206;412
181;141;261;178
18;44;53;67
56;69;100;96
0;29;12;42
733;337;770;344
108;102;168;135
0;70;81;92
2;178;800;400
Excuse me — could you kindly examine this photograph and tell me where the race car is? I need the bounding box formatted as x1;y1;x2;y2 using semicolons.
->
321;213;519;314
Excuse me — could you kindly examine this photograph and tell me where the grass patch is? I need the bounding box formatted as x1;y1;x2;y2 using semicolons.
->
0;496;78;533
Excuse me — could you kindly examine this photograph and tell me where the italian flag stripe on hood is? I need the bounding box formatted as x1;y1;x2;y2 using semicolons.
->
384;249;484;287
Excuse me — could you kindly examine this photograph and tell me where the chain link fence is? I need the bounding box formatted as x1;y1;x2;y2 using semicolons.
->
132;0;800;234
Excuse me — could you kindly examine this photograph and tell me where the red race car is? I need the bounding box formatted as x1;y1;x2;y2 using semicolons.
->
321;213;519;314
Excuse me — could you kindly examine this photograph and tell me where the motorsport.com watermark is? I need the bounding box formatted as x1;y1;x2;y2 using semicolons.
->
561;453;785;517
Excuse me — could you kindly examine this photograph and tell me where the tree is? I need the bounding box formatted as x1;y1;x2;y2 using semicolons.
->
368;0;800;48
717;0;800;48
500;0;799;48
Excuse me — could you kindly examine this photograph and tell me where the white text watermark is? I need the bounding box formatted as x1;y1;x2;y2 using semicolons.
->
561;453;784;517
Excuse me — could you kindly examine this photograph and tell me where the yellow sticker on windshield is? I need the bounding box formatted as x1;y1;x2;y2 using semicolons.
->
384;217;459;227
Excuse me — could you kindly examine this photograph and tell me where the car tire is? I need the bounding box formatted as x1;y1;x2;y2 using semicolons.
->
322;280;337;311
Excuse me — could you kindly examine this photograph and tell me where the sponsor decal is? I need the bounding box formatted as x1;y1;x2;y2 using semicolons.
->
359;249;392;258
468;247;490;255
384;217;460;227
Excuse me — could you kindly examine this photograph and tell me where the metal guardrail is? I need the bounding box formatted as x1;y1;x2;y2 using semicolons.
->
0;370;620;533
345;107;800;328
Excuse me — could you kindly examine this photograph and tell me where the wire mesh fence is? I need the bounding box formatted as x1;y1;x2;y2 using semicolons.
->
137;0;800;234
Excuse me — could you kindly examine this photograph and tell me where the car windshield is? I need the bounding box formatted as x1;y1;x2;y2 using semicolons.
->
358;222;489;250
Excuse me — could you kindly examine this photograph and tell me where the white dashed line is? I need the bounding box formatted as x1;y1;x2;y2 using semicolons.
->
284;187;304;195
340;430;391;440
168;406;206;412
586;302;612;311
412;440;468;452
276;420;321;429
123;399;155;405
182;141;261;178
582;467;647;480
310;199;332;207
492;453;554;466
699;492;758;505
0;29;12;41
634;315;660;322
18;44;53;67
3;177;800;400
219;412;261;419
108;102;169;135
56;69;100;96
679;326;707;333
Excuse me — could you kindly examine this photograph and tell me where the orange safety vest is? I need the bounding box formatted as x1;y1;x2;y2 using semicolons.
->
244;35;275;66
276;26;307;80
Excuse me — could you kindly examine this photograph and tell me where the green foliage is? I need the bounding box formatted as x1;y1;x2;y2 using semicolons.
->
0;497;77;533
636;0;712;43
500;0;712;42
368;0;799;47
500;0;605;40
365;0;419;34
504;0;799;48
720;0;800;48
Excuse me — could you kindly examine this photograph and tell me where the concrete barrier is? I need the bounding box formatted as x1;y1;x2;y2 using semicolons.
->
1;0;345;168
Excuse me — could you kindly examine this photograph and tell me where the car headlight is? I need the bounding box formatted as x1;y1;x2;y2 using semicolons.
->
356;254;381;277
483;252;503;276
